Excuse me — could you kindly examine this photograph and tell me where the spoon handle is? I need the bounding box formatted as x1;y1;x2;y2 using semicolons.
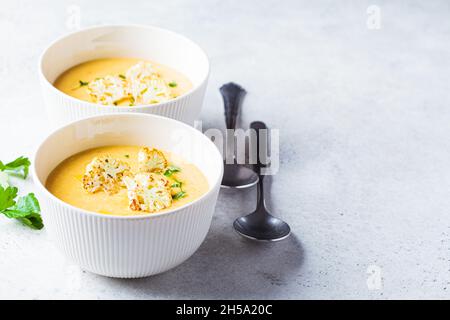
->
250;121;268;209
219;82;246;129
250;121;268;176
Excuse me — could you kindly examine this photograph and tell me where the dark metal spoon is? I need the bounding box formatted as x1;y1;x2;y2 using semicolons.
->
220;83;259;189
233;121;291;241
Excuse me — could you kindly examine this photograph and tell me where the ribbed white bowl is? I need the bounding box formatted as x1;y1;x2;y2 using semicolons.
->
32;113;223;278
39;25;209;127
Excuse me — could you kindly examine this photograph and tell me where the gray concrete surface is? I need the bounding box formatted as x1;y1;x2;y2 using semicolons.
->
0;0;449;299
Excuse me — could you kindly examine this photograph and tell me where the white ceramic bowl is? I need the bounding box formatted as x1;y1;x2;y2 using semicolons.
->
39;25;209;127
32;113;223;278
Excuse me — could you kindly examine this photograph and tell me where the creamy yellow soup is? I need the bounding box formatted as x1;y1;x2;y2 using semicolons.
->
53;58;193;106
45;146;209;216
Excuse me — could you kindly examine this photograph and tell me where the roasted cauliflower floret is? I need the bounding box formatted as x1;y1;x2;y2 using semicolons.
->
137;147;168;173
82;156;131;195
87;75;126;105
123;173;172;212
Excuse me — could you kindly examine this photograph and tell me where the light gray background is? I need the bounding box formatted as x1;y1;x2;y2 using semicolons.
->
0;0;449;299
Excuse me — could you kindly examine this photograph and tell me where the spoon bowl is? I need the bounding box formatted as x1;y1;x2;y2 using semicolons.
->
234;210;291;241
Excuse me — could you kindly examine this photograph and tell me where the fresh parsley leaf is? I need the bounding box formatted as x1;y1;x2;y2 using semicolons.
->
3;193;43;230
168;82;177;88
119;74;126;80
172;191;186;200
124;154;130;158
0;186;18;211
0;171;9;188
0;156;31;179
0;187;43;230
164;166;181;177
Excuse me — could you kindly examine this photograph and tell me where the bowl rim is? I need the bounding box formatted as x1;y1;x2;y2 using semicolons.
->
38;24;210;111
31;112;223;220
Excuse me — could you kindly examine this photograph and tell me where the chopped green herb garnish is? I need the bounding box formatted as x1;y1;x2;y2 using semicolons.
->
72;80;89;91
165;165;186;200
168;82;177;88
119;74;126;80
140;88;148;95
164;166;181;177
172;191;186;200
171;181;182;188
124;154;130;158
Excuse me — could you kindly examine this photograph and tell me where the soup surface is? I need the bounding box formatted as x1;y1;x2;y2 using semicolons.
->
46;146;209;216
53;58;193;106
